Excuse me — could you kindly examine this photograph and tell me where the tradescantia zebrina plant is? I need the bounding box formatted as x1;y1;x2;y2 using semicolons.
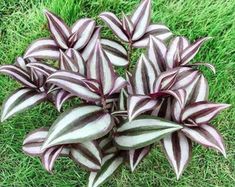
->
0;0;230;186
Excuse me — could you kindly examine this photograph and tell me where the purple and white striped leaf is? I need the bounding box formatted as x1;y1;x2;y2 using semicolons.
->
166;37;190;69
182;124;226;157
41;105;114;150
99;136;118;155
114;116;182;149
0;65;36;88
55;89;74;112
181;101;230;124
87;41;116;95
24;38;60;59
44;10;70;49
188;62;216;74
128;146;150;172
70;141;102;171
99;12;128;42
132;54;157;94
109;77;127;95
26;62;56;77
101;39;128;66
1;88;46;122
181;37;212;65
162;132;192;179
47;71;100;101
15;57;28;71
122;13;134;37
23;128;49;156
147;35;167;75
133;24;172;48
131;0;151;41
128;95;157;121
88;153;124;187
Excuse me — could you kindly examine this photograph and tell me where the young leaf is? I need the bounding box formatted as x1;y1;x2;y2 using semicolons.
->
1;88;46;122
162;132;192;180
41;105;114;150
182;124;226;157
26;62;56;77
70;141;102;171
114;116;183;149
101;39;128;66
88;154;124;187
55;89;74;112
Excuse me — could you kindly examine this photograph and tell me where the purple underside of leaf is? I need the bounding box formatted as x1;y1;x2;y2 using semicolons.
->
41;105;114;150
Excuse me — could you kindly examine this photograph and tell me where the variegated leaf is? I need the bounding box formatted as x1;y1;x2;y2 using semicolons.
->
0;65;36;88
41;105;114;150
99;136;118;155
47;71;100;101
101;39;128;66
122;13;134;37
87;41;116;95
181;101;230;124
24;38;60;59
23;128;49;156
44;10;70;49
1;88;46;122
181;37;211;65
182;124;226;157
133;24;172;48
70;18;96;50
55;89;74;112
109;77;127;95
188;63;216;74
128;95;157;121
26;62;56;77
88;154;124;187
131;0;151;41
114;116;182;149
129;146;150;172
162;132;192;179
70;141;102;171
99;12;129;42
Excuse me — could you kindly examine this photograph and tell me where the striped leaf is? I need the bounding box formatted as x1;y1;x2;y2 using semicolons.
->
99;136;118;155
147;35;167;75
44;10;70;49
26;62;56;77
41;145;64;172
70;141;102;171
1;88;46;122
162;132;192;179
182;124;226;157
47;71;100;101
87;41;116;95
128;146;150;172
132;54;157;94
88;154;124;187
181;37;211;65
41;105;114;150
109;77;127;96
55;89;74;112
166;37;190;69
181;101;230;124
82;27;101;61
0;65;36;88
133;24;172;48
122;13;134;37
70;18;96;50
24;38;60;59
131;0;151;41
15;57;28;71
99;12;129;42
188;63;216;74
114;116;183;149
101;39;128;66
128;95;157;121
23;128;49;156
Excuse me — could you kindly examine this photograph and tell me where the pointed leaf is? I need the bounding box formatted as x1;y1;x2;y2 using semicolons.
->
182;124;226;157
55;89;74;112
114;115;183;149
1;88;46;122
26;62;56;77
41;105;114;150
99;136;118;155
122;13;134;37
109;77;127;95
162;132;192;179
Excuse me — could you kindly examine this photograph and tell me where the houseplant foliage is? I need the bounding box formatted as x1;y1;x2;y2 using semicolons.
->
0;0;230;186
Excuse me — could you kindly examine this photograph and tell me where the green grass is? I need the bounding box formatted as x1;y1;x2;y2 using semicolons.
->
0;0;235;186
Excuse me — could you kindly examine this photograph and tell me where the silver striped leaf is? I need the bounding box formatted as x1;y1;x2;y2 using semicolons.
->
101;39;128;67
1;88;46;122
114;115;183;149
70;141;102;171
162;132;192;179
88;153;124;187
55;89;74;112
41;105;114;150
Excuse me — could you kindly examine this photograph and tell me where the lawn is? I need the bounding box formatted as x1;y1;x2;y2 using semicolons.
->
0;0;235;186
